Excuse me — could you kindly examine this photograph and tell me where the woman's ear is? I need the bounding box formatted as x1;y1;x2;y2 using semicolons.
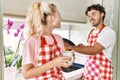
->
47;15;56;26
51;16;56;26
46;15;52;25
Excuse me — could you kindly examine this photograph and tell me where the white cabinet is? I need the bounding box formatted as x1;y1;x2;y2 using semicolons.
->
3;0;87;23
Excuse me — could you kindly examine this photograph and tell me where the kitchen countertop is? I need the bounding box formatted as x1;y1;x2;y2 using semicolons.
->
4;67;84;80
62;68;84;80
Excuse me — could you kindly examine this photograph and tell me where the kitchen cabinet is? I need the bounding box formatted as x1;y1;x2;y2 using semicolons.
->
3;0;87;23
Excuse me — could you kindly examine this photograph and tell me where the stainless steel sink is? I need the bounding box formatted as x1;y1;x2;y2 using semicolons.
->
61;63;84;72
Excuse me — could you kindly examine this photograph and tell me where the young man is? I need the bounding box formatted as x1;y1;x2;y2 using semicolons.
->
65;4;116;80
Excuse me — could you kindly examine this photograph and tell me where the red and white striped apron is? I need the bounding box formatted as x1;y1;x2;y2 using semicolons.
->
83;24;113;80
34;35;64;80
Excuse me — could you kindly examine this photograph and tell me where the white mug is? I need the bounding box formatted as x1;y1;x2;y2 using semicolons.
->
62;51;74;65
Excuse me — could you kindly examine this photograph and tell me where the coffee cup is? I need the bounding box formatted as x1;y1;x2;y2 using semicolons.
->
62;51;74;65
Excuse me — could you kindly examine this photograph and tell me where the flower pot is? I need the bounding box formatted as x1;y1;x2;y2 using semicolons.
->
4;67;16;80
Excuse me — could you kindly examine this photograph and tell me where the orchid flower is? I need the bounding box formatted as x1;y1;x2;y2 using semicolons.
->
6;19;14;34
14;23;25;41
7;19;14;28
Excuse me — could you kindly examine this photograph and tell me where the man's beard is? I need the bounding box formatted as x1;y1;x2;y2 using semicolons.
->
92;20;101;27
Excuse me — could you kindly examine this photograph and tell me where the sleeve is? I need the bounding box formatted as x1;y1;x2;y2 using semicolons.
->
53;34;64;53
97;28;116;48
22;38;35;65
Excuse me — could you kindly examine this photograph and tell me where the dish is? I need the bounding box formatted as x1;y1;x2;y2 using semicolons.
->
63;38;75;46
63;38;75;51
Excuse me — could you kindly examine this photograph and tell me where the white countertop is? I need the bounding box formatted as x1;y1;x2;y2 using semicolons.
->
62;68;84;80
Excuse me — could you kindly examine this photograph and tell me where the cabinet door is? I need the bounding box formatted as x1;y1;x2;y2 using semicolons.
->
112;0;120;80
0;0;4;80
117;0;120;79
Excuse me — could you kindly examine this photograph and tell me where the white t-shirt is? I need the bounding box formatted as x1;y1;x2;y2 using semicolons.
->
97;27;116;61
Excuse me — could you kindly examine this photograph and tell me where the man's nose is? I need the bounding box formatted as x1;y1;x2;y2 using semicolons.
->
89;16;94;21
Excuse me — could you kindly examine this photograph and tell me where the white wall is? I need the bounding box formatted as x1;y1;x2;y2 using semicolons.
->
86;0;102;7
112;0;120;80
68;23;92;64
70;24;92;45
103;0;114;27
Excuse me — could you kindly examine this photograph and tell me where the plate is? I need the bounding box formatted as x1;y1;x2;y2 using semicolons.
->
63;38;75;46
63;38;75;51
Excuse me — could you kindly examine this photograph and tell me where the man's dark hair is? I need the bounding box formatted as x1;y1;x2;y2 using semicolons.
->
85;4;106;20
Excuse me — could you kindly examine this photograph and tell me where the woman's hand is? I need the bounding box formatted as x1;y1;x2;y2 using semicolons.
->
51;55;71;68
22;55;72;79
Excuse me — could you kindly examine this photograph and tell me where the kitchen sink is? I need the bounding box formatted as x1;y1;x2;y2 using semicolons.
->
61;63;84;72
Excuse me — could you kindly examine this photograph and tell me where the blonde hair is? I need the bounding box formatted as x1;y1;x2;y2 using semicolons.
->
25;2;56;37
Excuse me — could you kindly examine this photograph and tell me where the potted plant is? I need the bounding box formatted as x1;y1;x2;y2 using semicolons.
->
4;19;24;71
4;47;15;67
4;46;22;69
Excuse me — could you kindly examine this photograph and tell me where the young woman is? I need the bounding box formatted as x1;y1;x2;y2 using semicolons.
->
22;2;71;80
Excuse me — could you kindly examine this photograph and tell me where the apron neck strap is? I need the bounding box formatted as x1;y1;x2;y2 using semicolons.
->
87;24;105;42
40;34;58;45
